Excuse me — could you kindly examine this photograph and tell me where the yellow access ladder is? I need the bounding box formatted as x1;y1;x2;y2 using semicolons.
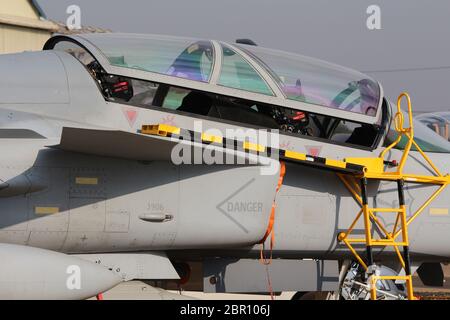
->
337;93;450;300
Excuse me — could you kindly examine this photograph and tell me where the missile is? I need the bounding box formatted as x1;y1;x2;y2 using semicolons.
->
0;244;123;300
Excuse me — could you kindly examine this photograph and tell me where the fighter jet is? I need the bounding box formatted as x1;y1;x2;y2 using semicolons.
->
0;33;449;300
416;112;449;141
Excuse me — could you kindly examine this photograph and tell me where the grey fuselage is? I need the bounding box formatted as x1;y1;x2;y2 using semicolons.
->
0;48;449;267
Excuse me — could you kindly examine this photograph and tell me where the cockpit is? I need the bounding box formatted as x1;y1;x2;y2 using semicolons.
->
43;33;450;153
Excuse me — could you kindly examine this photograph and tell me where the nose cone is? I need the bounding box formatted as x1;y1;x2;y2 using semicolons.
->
0;244;123;300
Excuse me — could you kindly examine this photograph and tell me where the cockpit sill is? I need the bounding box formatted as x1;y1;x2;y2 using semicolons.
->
103;82;389;152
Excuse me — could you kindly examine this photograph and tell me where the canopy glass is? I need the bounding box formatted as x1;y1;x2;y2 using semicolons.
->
84;34;214;83
239;44;381;117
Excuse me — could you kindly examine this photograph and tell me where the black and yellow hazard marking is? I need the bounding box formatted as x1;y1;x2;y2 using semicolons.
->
141;124;180;137
201;132;223;144
141;124;365;174
243;141;266;153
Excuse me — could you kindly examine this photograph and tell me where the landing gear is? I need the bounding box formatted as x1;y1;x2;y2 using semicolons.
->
339;262;407;300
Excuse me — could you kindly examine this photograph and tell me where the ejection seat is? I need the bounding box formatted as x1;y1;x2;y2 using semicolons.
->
208;97;279;129
345;124;379;147
177;91;213;116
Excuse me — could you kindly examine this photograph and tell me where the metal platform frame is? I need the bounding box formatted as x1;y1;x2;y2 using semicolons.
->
337;93;449;300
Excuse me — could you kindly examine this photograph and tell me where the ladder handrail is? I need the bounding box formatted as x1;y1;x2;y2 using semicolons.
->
379;92;446;178
380;92;414;174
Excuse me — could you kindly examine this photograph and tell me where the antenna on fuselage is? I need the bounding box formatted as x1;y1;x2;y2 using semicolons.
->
235;39;258;46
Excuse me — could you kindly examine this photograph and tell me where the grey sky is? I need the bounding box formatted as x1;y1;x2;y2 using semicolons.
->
37;0;450;113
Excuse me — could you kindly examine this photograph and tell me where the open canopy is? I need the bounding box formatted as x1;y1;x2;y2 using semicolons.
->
55;33;382;124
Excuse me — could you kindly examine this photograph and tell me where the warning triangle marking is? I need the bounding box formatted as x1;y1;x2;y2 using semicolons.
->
122;107;138;127
305;146;322;157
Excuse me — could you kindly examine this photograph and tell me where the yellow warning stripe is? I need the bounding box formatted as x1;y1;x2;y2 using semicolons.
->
141;124;365;173
243;141;265;153
284;150;306;161
142;124;180;136
345;157;384;173
326;158;347;169
201;133;223;144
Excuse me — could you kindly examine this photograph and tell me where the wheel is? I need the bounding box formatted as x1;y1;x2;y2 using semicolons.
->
340;262;407;300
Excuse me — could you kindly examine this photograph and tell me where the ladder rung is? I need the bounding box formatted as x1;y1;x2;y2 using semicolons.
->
370;208;404;213
344;239;408;246
344;238;366;243
370;241;408;246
